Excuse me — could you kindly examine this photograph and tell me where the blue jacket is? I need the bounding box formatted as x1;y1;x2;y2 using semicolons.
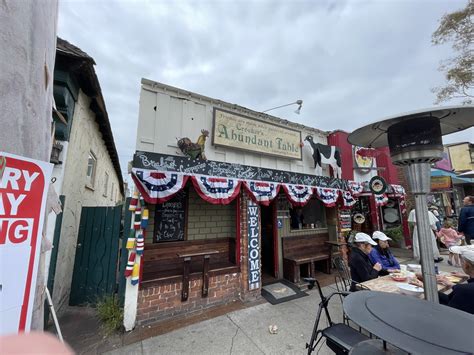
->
369;246;400;271
439;278;474;315
458;205;474;236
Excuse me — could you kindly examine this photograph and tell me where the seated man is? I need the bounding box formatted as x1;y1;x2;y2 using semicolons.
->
349;232;386;291
438;248;474;314
369;231;400;273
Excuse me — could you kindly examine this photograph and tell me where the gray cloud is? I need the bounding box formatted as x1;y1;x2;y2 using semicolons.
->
58;0;473;180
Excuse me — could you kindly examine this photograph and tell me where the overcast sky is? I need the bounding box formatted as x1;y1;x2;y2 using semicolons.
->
57;0;473;179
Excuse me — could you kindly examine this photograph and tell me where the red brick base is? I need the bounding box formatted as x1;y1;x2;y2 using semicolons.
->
136;273;241;325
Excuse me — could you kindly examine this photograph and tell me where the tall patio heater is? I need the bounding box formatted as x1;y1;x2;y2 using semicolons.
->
348;106;474;302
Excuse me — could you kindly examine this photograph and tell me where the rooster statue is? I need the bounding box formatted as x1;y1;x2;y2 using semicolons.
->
177;129;209;160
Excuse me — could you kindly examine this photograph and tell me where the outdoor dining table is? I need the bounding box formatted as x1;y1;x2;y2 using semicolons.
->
360;274;451;294
343;291;474;355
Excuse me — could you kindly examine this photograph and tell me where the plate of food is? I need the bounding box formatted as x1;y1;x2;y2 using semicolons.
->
390;272;408;282
445;275;462;284
397;283;424;297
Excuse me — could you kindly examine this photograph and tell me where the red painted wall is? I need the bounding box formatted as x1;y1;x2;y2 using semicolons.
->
375;147;399;184
328;131;354;181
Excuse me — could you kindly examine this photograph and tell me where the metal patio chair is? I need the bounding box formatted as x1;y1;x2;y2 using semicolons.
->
304;278;369;355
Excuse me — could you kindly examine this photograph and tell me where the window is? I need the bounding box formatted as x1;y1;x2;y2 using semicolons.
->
103;172;109;196
86;152;97;188
289;198;327;230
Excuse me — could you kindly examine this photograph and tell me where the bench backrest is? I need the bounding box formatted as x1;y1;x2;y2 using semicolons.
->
282;233;330;258
143;237;236;274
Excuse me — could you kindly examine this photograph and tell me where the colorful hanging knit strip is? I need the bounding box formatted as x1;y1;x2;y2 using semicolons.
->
141;208;149;229
126;228;136;249
131;262;140;285
129;190;139;211
134;208;142;230
124;251;136;277
136;233;145;255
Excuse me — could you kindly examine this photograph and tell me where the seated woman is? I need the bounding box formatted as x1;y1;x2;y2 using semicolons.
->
349;232;385;291
438;247;474;314
369;231;401;273
438;221;463;267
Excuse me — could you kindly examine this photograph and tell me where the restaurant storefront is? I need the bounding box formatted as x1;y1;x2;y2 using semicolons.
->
122;79;406;330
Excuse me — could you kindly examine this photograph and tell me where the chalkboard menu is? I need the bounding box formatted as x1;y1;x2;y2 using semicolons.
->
154;190;187;242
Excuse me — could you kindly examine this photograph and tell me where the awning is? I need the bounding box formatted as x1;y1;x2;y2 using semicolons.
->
431;168;474;185
132;151;405;208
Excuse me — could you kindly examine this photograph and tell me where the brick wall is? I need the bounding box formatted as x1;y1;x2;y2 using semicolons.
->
136;273;241;325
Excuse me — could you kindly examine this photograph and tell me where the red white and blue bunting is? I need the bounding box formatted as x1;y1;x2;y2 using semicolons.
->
282;184;314;206
374;194;389;206
132;168;188;204
315;187;340;207
244;180;280;206
191;175;241;205
341;190;357;208
348;181;364;196
131;169;406;209
390;184;405;196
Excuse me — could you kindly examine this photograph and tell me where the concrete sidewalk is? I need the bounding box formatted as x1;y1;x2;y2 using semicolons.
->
104;284;342;355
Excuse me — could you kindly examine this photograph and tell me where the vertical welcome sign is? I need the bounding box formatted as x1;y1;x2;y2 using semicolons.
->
247;200;260;290
0;152;52;335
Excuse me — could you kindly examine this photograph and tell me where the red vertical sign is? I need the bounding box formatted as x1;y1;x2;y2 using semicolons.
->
0;152;52;335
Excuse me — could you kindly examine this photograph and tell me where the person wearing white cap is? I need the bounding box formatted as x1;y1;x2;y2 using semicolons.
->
438;247;474;314
348;232;385;291
368;231;401;273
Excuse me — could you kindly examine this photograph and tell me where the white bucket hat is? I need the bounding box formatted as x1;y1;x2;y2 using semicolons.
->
354;232;377;246
372;231;392;241
449;245;474;261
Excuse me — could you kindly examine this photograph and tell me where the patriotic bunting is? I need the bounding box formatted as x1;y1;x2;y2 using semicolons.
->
191;175;241;205
375;194;389;206
243;180;280;206
348;181;364;196
132;168;188;204
341;190;357;208
390;184;405;196
315;187;340;207
282;184;314;206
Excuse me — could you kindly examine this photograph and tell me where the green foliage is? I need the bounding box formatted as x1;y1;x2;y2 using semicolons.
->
431;1;473;104
96;295;123;335
384;226;404;246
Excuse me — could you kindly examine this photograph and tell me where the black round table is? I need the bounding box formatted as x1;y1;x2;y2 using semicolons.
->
343;291;474;355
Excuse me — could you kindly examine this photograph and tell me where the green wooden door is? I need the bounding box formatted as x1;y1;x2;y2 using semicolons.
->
69;205;122;306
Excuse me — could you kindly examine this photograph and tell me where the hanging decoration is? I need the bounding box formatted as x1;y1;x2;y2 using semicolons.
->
243;180;280;206
124;189;149;286
124;252;136;277
369;175;387;195
282;184;313;206
348;181;364;196
374;194;389;206
177;129;209;160
191;175;241;205
132;168;188;204
390;184;405;196
341;190;357;208
315;187;340;207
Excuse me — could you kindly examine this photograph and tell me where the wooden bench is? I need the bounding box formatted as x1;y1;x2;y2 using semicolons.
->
282;233;331;283
141;238;237;291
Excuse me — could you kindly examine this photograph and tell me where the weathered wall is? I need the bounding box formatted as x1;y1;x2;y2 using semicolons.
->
0;0;58;330
52;90;123;312
136;80;330;177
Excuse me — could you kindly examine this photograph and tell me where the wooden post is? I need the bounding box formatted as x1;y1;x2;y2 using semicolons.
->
181;257;191;301
202;255;211;297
